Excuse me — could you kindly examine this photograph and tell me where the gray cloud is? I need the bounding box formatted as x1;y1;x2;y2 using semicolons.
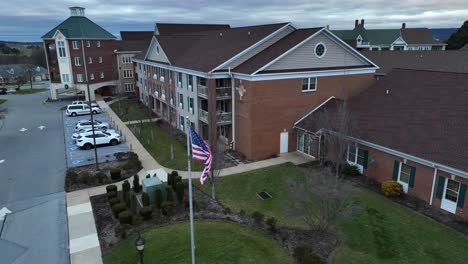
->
1;0;467;41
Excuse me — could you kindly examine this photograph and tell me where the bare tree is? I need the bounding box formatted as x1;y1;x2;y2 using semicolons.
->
314;100;355;180
208;141;227;199
287;167;356;233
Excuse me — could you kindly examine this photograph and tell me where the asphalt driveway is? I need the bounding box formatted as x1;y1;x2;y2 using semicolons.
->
0;89;70;264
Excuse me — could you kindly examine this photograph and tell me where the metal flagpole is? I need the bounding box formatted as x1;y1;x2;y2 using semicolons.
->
185;117;196;264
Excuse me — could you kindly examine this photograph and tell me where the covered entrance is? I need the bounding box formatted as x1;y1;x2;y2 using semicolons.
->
296;129;318;157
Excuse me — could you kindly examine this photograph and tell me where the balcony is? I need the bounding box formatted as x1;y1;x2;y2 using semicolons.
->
198;85;231;100
199;109;232;125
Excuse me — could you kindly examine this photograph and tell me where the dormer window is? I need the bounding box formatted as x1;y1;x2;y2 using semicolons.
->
357;35;363;44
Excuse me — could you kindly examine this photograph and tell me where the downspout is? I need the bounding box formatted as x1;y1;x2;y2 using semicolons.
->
81;40;89;98
229;67;235;150
42;41;52;99
429;167;438;205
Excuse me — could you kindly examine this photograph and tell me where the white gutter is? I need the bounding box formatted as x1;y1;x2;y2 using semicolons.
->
429;167;438;205
230;68;236;150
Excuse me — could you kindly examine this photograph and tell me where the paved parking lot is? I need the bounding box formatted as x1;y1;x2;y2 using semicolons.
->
63;111;129;168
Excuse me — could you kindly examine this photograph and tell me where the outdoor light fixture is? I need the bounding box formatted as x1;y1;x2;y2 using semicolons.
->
135;232;145;264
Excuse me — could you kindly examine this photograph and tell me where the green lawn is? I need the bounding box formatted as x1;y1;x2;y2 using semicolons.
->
109;99;149;122
16;88;48;94
203;163;306;227
0;99;6;104
103;220;294;264
136;122;203;171
208;164;468;263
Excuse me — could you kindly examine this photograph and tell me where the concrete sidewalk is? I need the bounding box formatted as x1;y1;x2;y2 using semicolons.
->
67;99;314;264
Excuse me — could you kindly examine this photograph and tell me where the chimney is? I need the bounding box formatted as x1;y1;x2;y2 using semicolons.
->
355;19;359;27
361;19;365;27
402;23;406;29
326;25;330;30
69;7;85;17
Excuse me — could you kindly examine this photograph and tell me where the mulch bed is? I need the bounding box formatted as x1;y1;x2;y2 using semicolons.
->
91;184;340;262
66;159;140;192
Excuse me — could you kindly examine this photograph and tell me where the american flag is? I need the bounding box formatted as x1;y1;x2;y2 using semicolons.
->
190;127;212;185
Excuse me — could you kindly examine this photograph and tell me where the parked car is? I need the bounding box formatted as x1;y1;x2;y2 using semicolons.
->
72;100;100;108
75;131;121;150
71;128;115;140
66;104;101;116
0;88;7;94
75;119;109;131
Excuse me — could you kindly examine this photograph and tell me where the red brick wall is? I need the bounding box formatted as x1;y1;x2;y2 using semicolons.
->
234;73;375;160
359;144;468;219
68;39;118;84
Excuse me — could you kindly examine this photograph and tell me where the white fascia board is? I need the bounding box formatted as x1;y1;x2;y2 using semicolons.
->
323;29;380;69
252;28;326;75
209;23;295;73
308;128;468;179
233;67;377;81
293;96;336;126
132;58;230;79
391;37;408;45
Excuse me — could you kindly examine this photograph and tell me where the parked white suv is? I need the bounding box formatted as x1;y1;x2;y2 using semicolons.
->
66;104;101;116
71;128;115;140
75;131;121;150
75;119;109;131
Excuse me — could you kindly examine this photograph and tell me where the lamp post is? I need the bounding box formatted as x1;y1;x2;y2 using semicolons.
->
135;232;145;264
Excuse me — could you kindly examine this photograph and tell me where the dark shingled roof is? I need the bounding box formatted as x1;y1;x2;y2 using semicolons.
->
360;50;468;74
156;23;231;35
41;16;116;39
401;28;443;45
120;31;153;41
233;28;322;74
155;23;288;72
297;69;468;172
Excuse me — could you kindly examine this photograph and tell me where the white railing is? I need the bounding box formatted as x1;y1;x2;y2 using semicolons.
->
199;109;208;122
198;84;208;98
216;87;231;98
199;109;232;124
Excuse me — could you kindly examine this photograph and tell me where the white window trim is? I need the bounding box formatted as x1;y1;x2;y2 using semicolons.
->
90;73;95;80
88;57;93;64
74;57;81;66
72;41;79;50
302;77;317;92
77;74;83;83
100;72;104;79
314;42;327;58
86;41;90;47
397;162;410;193
97;41;101;47
346;145;364;173
98;57;103;63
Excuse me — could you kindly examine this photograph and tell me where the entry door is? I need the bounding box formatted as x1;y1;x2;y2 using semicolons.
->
280;131;288;153
441;178;460;214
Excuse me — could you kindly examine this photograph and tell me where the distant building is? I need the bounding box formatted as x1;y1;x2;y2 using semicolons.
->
114;31;153;95
41;7;118;100
0;64;48;84
333;19;447;51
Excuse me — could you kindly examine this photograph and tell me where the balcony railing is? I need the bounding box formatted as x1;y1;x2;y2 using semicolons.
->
197;85;231;99
199;109;232;125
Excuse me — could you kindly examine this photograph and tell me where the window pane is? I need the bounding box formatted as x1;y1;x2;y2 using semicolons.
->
399;164;411;184
302;78;309;91
357;149;365;165
348;146;356;162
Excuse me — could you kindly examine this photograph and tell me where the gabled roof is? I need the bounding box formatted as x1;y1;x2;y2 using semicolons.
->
360;50;468;74
233;28;322;74
401;28;444;45
41;16;116;39
156;23;231;35
296;69;468;173
151;23;288;72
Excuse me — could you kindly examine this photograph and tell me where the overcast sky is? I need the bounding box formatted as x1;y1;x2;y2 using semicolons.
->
1;0;467;42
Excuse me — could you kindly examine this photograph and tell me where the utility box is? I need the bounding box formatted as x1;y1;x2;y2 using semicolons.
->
142;177;166;206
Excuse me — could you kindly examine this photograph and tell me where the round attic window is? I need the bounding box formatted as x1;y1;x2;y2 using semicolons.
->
314;42;326;58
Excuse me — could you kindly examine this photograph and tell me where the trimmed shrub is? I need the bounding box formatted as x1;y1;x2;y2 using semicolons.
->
382;180;403;197
109;197;120;207
142;192;150;207
166;186;174;202
224;207;231;214
168;171;178;186
79;171;93;185
130;192;137;213
107;191;117;200
123;158;142;171
122;180;131;193
239;210;246;216
110;168;121;180
175;182;184;203
118;210;132;224
252;211;264;224
106;184;117;193
341;164;361;176
154;189;163;208
112;203;127;217
123;191;131;207
161;201;173;216
95;172;107;184
131;215;143;226
133;175;141;193
139;206;153;220
266;217;277;232
115;224;131;239
294;245;324;264
176;176;182;184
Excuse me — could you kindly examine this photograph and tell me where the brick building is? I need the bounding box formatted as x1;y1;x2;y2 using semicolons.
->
133;22;378;160
41;7;118;100
295;69;468;218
